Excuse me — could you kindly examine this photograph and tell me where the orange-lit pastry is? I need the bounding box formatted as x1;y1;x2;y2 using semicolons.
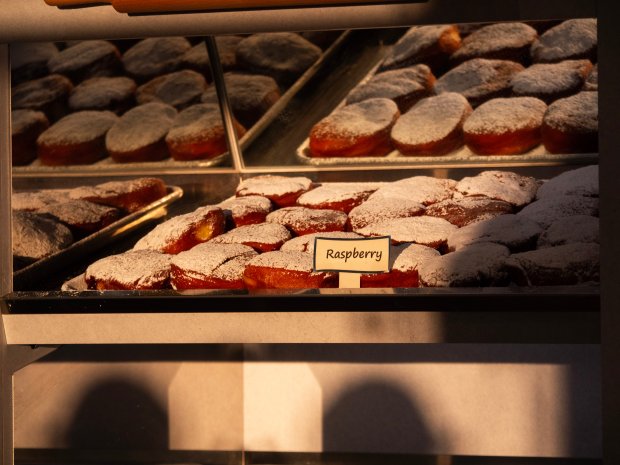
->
309;98;399;157
209;222;291;253
133;205;225;254
217;195;273;228
463;97;547;155
85;249;172;290
391;93;472;156
236;175;313;208
68;177;167;213
360;243;440;288
296;183;380;213
12;109;49;166
542;91;598;154
165;103;245;161
170;243;257;290
266;206;348;236
348;198;425;232
450;22;538;65
47;40;122;83
37;111;119;166
243;250;337;289
105;102;177;163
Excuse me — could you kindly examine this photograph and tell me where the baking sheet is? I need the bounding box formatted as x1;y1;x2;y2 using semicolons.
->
13;31;351;175
13;185;183;290
297;138;599;167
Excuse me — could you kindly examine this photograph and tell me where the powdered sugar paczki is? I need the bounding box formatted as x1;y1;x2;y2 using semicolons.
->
537;215;599;248
382;25;460;69
137;70;207;109
280;231;362;254
236;175;313;201
357;216;458;248
369;175;456;206
38;111;119;146
463;97;547;136
536;165;598;199
122;37;192;81
69;76;137;112
85;249;172;290
456;170;539;207
531;19;597;63
543;91;597;133
424;196;514;227
12;210;73;260
209;222;291;251
511;60;592;100
517;195;599;228
348;198;425;231
266;206;347;235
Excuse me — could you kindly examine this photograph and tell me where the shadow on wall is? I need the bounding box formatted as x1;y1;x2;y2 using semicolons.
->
323;380;435;454
64;378;168;450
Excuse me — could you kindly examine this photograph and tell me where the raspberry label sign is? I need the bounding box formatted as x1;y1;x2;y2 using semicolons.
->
313;236;390;288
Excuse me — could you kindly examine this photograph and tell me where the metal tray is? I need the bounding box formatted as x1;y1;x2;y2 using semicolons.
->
13;185;183;290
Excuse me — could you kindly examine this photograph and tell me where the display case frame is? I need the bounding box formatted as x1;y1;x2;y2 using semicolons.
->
0;0;616;463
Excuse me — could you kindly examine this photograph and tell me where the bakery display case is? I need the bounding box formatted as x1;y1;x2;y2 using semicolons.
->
1;0;618;464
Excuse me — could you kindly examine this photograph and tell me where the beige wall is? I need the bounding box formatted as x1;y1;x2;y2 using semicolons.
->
13;344;601;458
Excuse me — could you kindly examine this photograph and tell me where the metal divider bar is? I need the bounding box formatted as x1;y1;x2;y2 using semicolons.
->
205;36;245;172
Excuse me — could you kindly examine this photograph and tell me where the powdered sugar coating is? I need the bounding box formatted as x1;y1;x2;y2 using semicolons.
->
391;243;441;273
85;249;172;290
11;42;58;72
417;242;511;287
391;93;471;149
463;97;547;136
69;76;136;112
133;205;223;252
137;70;207;109
311;98;399;139
456;170;539;207
531;19;597;63
517;195;599;228
297;183;380;211
536;165;598;199
506;242;599;285
38;200;119;230
236;175;313;199
511;60;592;100
451;22;538;63
181;36;242;72
218;195;272;220
235;33;322;83
47;40;119;78
11;74;73;111
435;59;524;106
348;198;425;231
346;65;433;108
37;111;118;146
166;103;224;144
105;102;177;154
170;243;257;282
280;231;361;254
357;216;458;248
267;207;348;235
424;196;514;227
537;215;599;248
447;214;543;251
12;189;71;211
382;25;460;69
370;176;457;206
245;250;325;275
543;91;597;133
12;109;49;135
122;37;192;81
12;210;73;260
210;223;291;250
